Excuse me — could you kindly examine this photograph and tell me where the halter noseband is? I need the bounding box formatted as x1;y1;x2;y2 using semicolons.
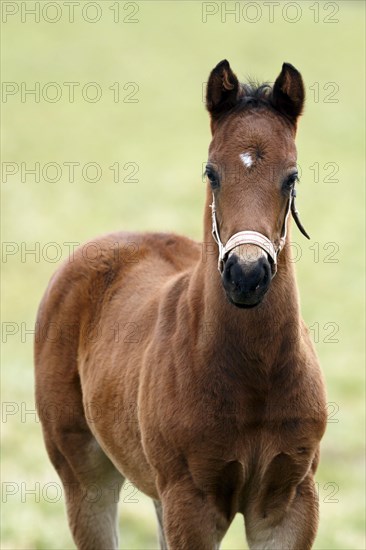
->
210;187;309;274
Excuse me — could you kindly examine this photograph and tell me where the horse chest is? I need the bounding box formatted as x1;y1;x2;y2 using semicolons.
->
179;403;320;513
169;381;324;487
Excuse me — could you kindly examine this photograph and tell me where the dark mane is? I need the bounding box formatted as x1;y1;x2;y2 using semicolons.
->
210;81;274;122
239;81;272;108
230;80;294;126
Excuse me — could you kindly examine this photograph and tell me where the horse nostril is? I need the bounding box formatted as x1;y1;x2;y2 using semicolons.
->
261;260;271;288
252;259;271;293
223;255;243;289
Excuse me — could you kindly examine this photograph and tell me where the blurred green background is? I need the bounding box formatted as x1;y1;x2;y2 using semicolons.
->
1;1;365;548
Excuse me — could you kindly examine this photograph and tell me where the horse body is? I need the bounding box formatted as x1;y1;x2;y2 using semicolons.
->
35;61;327;550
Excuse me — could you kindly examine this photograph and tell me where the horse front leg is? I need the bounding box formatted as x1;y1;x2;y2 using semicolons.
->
244;473;319;550
159;479;229;550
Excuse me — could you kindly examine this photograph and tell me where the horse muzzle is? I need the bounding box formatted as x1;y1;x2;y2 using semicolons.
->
222;247;272;308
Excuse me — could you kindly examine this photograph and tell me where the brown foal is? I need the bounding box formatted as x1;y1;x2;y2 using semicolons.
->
35;60;327;550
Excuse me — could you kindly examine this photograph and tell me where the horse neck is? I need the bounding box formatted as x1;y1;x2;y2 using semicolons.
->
192;192;301;365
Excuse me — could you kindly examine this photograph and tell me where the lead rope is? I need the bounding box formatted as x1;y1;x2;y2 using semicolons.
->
210;189;294;274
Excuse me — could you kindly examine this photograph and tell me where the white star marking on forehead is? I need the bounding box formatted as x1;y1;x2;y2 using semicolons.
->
240;152;253;168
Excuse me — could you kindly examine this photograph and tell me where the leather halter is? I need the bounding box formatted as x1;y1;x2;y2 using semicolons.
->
210;187;310;274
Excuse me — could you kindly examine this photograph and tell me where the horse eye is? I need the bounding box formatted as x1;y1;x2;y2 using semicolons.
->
205;166;220;189
283;173;298;191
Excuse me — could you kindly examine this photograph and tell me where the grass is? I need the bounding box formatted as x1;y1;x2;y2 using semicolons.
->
1;1;365;548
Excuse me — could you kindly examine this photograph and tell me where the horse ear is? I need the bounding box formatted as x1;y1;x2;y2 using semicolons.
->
272;63;305;124
206;59;240;121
